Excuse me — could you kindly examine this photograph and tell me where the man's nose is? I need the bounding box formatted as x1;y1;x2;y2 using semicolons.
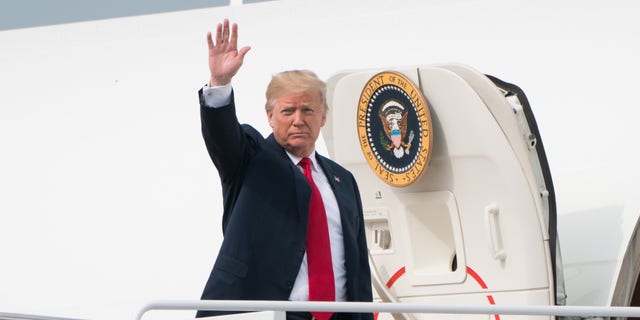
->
292;110;304;126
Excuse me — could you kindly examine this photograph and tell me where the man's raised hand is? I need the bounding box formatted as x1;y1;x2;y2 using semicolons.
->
207;19;251;87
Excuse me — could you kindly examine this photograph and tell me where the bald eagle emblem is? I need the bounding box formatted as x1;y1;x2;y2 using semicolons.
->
379;100;415;158
357;71;433;187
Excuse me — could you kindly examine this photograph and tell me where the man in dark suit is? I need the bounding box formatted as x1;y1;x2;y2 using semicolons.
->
196;19;373;320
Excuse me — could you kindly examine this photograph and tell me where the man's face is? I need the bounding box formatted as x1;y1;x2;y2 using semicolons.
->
267;91;327;158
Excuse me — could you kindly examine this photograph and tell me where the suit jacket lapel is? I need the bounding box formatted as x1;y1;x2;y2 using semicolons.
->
316;154;354;229
316;153;359;285
316;154;338;191
266;134;312;224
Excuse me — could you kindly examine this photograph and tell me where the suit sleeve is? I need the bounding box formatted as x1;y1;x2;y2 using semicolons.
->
199;89;258;184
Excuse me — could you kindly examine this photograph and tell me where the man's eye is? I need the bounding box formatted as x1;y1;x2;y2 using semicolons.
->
303;107;314;114
282;109;293;115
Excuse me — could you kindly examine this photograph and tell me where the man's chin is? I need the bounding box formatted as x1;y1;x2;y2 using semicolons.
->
289;133;309;140
287;137;310;145
285;141;313;157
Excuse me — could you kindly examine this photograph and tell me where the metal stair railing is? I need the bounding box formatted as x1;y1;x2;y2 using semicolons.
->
137;300;640;320
0;313;84;320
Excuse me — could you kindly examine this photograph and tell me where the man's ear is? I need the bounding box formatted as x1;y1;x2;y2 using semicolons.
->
267;110;274;127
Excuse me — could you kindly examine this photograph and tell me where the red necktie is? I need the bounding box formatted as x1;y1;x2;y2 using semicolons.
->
299;157;335;320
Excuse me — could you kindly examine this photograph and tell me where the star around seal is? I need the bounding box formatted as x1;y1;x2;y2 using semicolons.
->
357;71;433;187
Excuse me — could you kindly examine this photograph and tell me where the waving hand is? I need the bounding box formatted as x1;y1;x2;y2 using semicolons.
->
207;19;251;87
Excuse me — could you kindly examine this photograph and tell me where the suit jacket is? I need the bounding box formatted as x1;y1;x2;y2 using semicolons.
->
197;90;373;319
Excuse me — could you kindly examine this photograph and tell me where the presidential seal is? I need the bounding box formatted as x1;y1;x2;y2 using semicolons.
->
357;71;433;187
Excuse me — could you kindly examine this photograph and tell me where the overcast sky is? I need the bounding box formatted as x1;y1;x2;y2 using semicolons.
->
0;0;270;31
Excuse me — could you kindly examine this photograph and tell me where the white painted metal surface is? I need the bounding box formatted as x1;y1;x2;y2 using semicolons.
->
325;65;555;320
1;0;639;319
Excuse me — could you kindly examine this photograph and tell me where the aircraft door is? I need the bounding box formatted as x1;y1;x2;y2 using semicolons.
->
323;64;557;320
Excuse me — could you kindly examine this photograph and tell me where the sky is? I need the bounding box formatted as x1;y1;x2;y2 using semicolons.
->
0;0;270;31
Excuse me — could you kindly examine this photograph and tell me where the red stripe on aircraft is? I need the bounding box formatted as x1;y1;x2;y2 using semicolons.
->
468;266;500;320
466;266;488;289
375;265;499;320
374;267;406;320
486;295;501;320
386;266;406;288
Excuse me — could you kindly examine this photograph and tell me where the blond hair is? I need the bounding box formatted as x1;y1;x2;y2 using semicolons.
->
265;70;327;111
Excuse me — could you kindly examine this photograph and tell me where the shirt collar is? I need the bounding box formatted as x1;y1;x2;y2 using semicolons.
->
287;151;318;172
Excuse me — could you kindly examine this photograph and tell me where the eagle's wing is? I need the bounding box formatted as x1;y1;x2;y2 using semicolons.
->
400;111;408;138
379;109;392;140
